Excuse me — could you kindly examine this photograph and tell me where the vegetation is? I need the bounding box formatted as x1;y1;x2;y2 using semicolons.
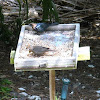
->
0;0;59;46
17;0;28;18
0;6;22;46
0;1;59;98
0;78;13;100
0;6;12;45
16;0;59;22
41;0;59;22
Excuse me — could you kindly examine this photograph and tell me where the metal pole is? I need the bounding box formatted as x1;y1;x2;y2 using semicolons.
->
61;78;70;100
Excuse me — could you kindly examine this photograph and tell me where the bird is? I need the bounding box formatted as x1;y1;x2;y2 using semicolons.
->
28;7;39;19
29;46;52;56
29;22;59;32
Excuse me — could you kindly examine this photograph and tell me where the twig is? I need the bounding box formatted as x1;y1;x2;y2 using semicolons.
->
59;7;100;17
3;11;25;16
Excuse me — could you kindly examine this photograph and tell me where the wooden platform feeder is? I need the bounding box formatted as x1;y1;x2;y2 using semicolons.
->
14;23;80;71
12;23;81;100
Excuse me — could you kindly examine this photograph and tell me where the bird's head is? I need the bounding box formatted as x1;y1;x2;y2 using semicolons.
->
29;23;37;29
29;46;34;53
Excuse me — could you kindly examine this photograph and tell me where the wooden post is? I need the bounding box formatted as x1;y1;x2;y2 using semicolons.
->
49;70;55;100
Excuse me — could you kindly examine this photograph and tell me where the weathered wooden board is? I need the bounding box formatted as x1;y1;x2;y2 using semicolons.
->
14;23;80;71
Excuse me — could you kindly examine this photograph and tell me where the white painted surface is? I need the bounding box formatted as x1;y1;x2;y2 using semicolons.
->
14;24;80;71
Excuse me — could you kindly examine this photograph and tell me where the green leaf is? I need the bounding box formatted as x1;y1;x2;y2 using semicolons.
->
0;79;12;85
25;0;28;19
51;1;59;22
0;87;12;94
42;0;50;21
42;0;59;22
0;6;4;23
16;0;21;17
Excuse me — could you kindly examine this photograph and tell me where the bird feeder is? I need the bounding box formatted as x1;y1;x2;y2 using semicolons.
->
10;23;91;100
14;23;80;71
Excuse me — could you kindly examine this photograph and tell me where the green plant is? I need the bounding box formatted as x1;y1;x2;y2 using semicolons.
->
41;0;59;22
0;5;13;45
0;6;4;24
17;0;28;18
15;18;22;31
0;87;12;95
16;0;59;22
0;0;59;46
0;24;13;44
16;0;22;17
0;79;12;85
0;79;13;100
25;0;29;19
0;5;22;46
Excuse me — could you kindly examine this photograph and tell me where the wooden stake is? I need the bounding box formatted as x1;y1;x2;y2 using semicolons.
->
49;70;55;100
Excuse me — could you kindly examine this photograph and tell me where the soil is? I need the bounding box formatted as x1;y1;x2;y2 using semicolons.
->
0;25;100;100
